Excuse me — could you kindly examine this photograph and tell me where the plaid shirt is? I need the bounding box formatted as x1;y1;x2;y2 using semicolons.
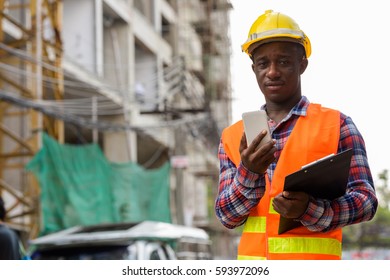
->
215;96;378;232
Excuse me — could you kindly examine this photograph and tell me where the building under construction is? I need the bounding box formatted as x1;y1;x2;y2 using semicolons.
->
0;0;237;258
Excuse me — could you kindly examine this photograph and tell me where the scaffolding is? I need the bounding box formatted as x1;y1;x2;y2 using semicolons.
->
0;0;63;240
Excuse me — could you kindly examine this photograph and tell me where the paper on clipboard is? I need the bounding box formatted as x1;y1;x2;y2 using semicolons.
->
278;148;353;234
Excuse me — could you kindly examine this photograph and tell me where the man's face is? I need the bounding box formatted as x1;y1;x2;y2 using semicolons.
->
251;41;308;104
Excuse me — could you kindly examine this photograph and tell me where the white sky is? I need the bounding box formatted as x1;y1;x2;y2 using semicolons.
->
229;0;389;181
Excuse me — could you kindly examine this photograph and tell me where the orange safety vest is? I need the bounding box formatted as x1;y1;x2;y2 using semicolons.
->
221;103;343;260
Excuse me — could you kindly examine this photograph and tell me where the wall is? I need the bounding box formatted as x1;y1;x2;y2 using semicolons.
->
63;0;97;74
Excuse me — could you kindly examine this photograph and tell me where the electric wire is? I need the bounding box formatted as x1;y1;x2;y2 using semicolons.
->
0;60;202;116
0;42;185;99
0;43;215;147
0;46;198;108
0;89;210;132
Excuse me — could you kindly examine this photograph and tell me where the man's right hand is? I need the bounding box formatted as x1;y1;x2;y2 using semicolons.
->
239;130;276;174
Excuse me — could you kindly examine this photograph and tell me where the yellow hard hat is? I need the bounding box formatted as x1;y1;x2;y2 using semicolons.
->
241;10;311;58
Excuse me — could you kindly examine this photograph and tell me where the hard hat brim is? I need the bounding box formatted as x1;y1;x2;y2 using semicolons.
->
246;37;305;55
242;32;311;58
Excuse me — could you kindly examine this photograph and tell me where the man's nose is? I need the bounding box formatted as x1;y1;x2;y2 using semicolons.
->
266;62;280;79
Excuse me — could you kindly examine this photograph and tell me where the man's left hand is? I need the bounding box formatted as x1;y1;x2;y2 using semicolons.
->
272;191;310;219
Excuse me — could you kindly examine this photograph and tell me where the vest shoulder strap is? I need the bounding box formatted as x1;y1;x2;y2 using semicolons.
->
221;120;243;167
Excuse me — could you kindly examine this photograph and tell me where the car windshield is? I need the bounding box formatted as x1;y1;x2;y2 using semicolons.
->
30;240;179;260
31;244;135;260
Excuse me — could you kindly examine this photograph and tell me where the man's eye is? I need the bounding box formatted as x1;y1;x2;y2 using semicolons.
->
279;60;289;65
256;62;267;68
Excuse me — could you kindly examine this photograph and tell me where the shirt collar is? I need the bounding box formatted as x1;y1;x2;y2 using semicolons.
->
291;96;310;117
261;95;310;118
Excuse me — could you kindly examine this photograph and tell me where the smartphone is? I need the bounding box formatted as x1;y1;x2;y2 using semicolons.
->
242;110;272;148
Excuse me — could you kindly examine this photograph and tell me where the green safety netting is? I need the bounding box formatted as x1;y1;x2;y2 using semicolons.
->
26;133;171;236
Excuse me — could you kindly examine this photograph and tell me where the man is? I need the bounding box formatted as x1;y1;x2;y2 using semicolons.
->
215;10;378;260
0;196;22;260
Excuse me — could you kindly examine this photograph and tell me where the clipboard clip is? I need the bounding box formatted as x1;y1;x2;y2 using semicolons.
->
301;153;335;169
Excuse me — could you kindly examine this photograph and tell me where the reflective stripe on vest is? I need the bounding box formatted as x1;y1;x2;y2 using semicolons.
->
243;216;266;233
221;103;343;260
268;237;342;255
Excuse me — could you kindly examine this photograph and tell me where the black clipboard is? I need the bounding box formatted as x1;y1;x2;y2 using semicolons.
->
278;148;353;234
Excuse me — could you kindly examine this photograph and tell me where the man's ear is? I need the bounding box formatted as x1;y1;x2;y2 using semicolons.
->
300;57;308;74
251;63;255;73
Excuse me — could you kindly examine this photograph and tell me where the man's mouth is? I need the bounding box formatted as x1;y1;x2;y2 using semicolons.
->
265;82;284;90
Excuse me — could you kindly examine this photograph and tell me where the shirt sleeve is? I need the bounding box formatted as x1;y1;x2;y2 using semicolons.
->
214;139;266;229
299;115;378;232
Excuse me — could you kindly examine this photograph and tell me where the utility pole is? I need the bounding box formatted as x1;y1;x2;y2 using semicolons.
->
173;126;186;225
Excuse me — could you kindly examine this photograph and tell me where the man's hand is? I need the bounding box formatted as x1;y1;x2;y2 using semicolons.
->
240;130;276;174
272;191;310;219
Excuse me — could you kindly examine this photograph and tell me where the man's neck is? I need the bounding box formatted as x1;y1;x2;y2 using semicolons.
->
265;95;301;124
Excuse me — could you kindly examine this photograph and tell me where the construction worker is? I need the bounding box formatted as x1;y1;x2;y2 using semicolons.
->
215;10;378;260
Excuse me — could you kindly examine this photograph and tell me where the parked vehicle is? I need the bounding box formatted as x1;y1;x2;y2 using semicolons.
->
28;221;212;260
